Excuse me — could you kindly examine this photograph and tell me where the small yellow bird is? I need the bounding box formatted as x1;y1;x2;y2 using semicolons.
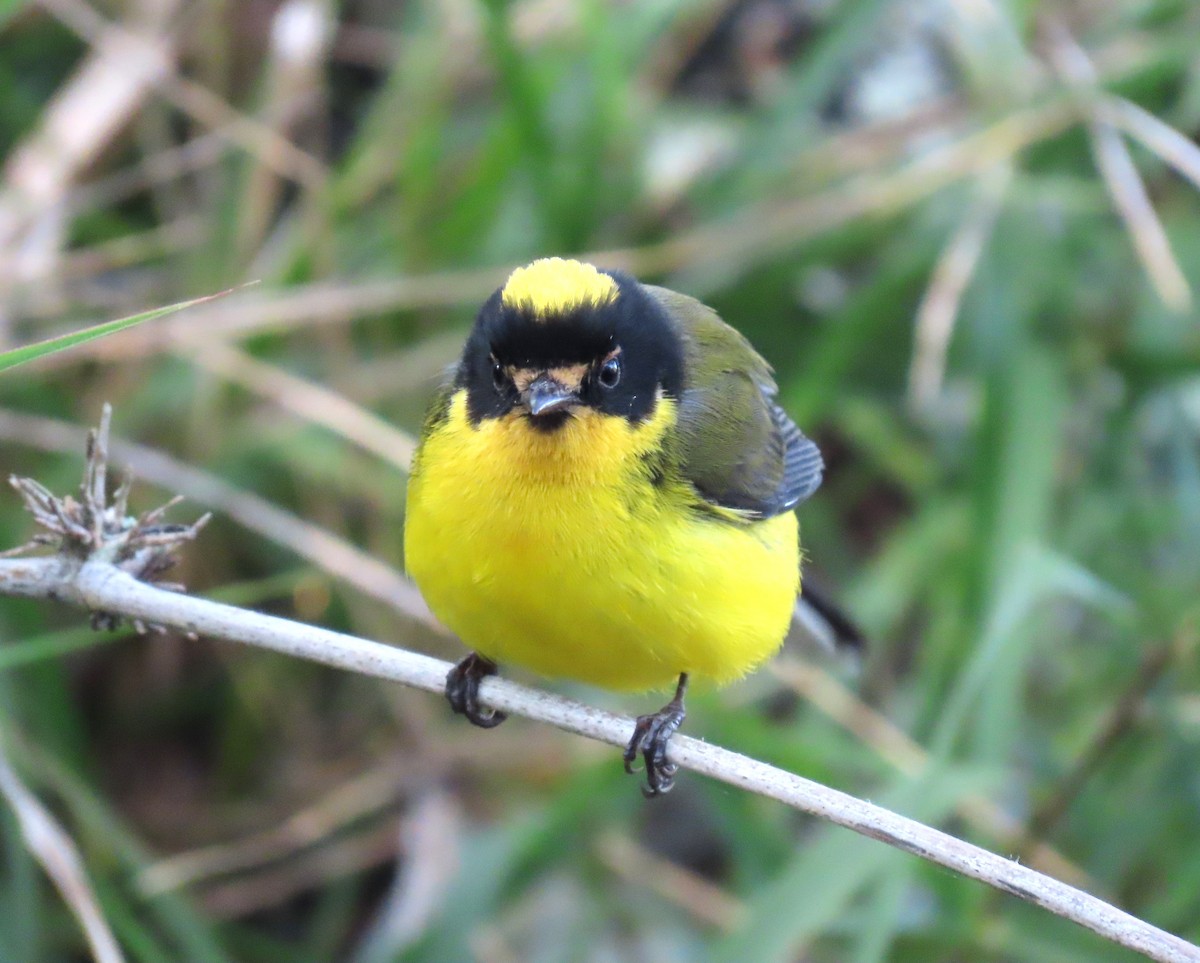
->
405;258;824;794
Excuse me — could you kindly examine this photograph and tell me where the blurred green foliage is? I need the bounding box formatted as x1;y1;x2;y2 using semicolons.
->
1;0;1200;960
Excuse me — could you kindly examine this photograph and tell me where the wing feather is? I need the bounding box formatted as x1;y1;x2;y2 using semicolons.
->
646;286;823;520
770;403;824;512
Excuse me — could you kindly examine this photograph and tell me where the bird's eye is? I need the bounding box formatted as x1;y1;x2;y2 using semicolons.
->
492;362;506;391
598;356;621;389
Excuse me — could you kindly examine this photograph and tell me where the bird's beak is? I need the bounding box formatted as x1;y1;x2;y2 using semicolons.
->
523;374;578;417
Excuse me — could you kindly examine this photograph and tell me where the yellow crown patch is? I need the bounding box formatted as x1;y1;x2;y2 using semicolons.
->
501;258;618;318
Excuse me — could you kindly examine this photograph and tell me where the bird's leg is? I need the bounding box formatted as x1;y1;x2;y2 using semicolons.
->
624;673;688;797
445;652;508;728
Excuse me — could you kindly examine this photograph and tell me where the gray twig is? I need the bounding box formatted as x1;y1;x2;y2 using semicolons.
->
0;558;1195;962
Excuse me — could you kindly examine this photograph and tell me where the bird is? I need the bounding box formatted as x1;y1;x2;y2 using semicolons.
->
404;257;826;795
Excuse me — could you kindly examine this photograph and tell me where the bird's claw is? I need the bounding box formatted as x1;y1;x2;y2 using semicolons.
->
623;695;686;797
446;653;507;728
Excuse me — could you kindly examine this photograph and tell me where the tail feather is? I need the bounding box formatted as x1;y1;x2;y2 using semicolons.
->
789;572;865;657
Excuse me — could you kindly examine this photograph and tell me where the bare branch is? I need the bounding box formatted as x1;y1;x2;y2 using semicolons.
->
0;557;1196;963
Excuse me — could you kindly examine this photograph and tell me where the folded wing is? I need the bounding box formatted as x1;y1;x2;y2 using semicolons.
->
647;286;823;521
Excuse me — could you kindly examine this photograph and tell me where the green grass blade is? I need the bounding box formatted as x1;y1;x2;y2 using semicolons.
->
0;287;244;374
0;626;123;673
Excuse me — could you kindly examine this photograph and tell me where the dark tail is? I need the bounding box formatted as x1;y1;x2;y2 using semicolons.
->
789;571;866;657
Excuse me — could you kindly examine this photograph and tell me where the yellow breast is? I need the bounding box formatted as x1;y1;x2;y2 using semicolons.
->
404;391;799;692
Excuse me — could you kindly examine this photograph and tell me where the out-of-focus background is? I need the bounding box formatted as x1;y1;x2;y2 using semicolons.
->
1;0;1199;959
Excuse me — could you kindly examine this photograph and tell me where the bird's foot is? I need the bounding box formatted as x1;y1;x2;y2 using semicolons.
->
624;673;688;797
445;652;507;728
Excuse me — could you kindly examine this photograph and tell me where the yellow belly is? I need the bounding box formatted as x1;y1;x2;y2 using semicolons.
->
404;391;799;692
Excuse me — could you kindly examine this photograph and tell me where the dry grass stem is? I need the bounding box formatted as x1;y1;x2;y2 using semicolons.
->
67;127;232;215
201;821;401;919
0;1;174;264
58;216;208;279
1046;24;1191;311
21;102;1080;372
40;0;328;189
138;765;403;895
46;268;509;366
190;342;418;471
351;791;463;961
1087;121;1190;311
909;163;1011;412
235;0;334;257
594;97;1080;278
0;743;125;963
1100;95;1200;194
596;831;746;932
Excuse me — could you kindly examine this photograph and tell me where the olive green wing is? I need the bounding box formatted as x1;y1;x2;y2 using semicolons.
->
646;285;823;520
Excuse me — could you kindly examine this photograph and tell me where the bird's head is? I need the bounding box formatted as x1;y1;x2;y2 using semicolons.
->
460;258;684;434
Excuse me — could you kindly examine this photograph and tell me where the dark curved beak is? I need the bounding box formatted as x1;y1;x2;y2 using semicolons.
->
523;375;578;417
